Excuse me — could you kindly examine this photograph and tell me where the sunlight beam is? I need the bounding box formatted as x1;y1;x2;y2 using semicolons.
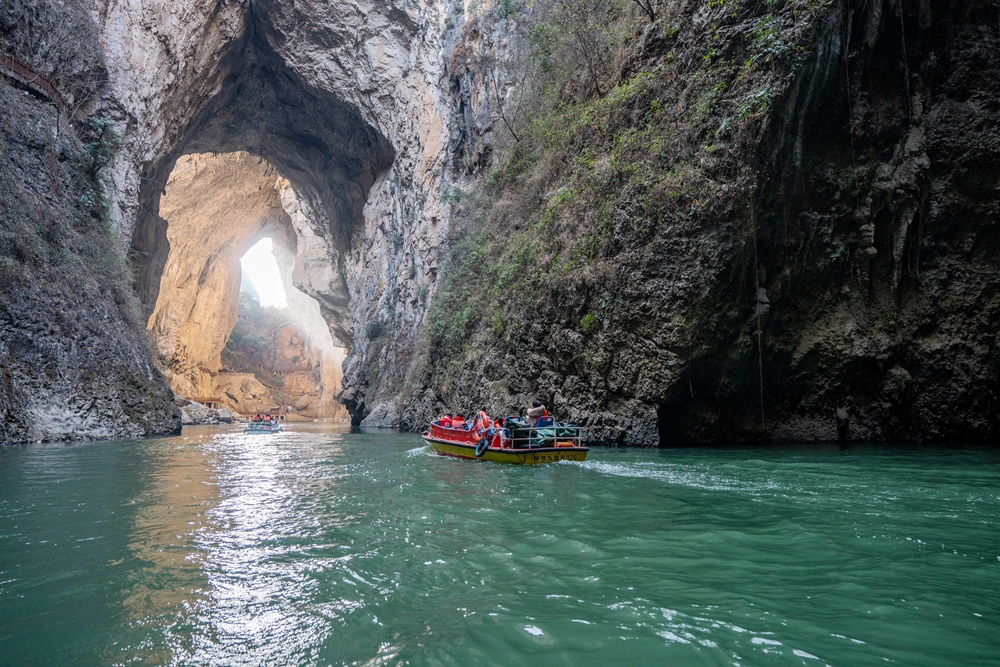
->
240;238;287;308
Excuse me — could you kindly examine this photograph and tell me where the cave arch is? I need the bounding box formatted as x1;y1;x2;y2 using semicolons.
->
131;13;395;417
131;15;395;346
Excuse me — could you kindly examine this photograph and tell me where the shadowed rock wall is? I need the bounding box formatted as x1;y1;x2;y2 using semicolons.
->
392;0;1000;445
0;0;180;442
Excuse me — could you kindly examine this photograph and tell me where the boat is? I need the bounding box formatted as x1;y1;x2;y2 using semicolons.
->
243;420;283;433
422;411;588;464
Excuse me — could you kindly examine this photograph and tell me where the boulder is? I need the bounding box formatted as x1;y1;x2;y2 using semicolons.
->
179;400;213;425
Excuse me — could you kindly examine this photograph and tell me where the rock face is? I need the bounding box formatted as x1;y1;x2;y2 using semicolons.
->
0;0;180;443
2;0;998;445
95;0;456;427
393;0;1000;444
4;0;455;442
147;151;295;398
272;240;350;419
219;289;348;419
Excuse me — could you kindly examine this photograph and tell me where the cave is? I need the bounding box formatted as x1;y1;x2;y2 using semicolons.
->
132;11;394;420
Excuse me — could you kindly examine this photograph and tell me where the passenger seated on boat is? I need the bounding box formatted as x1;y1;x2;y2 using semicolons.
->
526;400;546;426
451;415;466;429
491;418;509;447
439;414;453;428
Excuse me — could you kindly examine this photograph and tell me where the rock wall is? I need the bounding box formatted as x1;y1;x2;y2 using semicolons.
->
745;0;1000;442
3;0;998;445
92;0;460;426
147;152;349;419
272;241;350;419
148;151;294;398
4;0;457;442
0;0;179;443
392;0;1000;444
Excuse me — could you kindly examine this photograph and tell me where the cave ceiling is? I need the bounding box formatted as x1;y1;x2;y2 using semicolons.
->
131;8;396;322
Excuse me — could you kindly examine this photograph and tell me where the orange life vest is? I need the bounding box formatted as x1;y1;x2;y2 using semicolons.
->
474;411;492;436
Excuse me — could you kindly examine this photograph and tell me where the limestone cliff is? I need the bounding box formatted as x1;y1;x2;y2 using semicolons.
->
2;0;998;445
395;0;1000;444
0;0;179;442
3;0;459;442
148;151;295;398
100;0;458;427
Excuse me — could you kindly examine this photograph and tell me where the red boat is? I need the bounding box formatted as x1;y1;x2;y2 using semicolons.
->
422;411;589;465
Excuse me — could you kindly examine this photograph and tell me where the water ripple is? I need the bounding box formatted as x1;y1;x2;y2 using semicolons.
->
1;429;998;666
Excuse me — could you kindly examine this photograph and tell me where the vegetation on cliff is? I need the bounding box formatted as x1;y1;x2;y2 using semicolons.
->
399;0;824;440
220;291;333;416
396;0;1000;444
222;292;298;387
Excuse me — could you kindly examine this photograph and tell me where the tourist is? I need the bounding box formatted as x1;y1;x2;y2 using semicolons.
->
526;399;546;426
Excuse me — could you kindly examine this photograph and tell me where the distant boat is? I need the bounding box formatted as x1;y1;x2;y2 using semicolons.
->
244;420;282;434
423;412;588;464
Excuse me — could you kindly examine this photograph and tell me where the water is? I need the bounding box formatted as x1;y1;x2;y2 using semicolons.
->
1;426;998;666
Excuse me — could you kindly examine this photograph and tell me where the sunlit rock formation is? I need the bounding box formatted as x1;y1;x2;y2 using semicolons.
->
93;0;455;427
148;151;293;398
148;152;348;419
272;241;349;419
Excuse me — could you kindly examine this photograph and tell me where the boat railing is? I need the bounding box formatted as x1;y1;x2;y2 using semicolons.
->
502;424;585;449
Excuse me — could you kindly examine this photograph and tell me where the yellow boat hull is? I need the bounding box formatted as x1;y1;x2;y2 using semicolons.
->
424;436;588;464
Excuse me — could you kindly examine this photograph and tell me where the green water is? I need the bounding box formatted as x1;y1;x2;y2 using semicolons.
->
1;426;998;666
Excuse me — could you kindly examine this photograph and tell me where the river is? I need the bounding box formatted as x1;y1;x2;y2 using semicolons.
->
1;425;997;666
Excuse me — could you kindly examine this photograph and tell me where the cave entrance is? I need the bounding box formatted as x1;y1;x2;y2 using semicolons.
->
146;152;349;420
129;18;395;423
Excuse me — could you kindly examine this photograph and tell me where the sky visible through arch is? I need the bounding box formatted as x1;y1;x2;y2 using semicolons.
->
240;238;287;308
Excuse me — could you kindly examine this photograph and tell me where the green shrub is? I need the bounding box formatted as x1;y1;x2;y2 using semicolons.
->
366;318;387;340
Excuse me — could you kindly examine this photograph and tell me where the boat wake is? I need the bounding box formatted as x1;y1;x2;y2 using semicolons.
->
569;460;785;496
